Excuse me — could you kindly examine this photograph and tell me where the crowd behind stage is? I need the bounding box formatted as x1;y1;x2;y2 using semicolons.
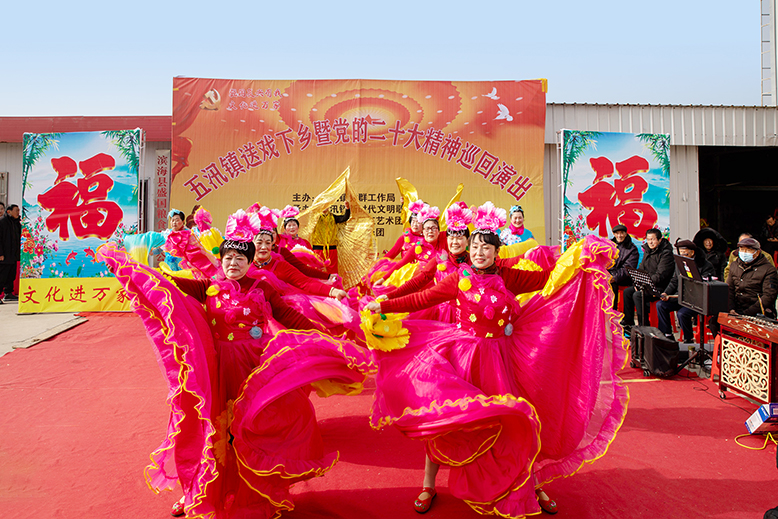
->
610;213;778;350
0;190;773;519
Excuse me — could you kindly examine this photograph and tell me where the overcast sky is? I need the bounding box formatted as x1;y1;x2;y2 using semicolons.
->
0;0;761;116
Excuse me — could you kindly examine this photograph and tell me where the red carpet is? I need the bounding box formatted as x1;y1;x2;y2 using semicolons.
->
1;313;776;519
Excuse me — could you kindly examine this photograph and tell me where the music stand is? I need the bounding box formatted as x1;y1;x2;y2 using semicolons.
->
626;267;660;327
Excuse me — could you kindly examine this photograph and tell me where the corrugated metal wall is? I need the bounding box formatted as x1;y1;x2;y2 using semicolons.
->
545;103;778;147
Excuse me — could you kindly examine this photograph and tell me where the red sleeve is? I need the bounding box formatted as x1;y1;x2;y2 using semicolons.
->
258;280;317;330
279;248;329;280
380;272;458;313
275;260;332;297
168;277;210;303
384;234;406;259
386;258;437;299
495;255;522;268
381;245;418;279
501;267;550;295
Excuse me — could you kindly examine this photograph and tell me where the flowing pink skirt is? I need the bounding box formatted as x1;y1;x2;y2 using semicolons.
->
370;236;629;518
98;244;376;518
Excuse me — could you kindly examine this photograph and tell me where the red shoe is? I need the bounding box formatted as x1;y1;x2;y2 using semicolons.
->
536;488;558;515
414;487;437;514
171;499;185;517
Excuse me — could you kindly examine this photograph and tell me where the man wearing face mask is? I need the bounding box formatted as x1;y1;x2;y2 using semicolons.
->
727;237;778;317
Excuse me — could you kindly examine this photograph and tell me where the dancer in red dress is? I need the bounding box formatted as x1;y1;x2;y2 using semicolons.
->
365;202;628;517
99;209;374;518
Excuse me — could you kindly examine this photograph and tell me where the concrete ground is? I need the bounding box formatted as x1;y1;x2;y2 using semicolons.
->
0;300;86;356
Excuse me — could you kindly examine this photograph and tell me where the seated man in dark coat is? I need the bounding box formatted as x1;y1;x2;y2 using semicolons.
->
608;224;639;310
622;228;675;330
656;239;715;344
727;237;778;317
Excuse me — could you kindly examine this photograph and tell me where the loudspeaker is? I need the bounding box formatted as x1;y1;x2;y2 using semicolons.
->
631;326;678;377
679;278;728;316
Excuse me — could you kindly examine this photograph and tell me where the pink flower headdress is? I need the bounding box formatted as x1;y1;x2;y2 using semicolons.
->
280;205;301;226
417;205;441;225
224;209;262;252
472;202;506;235
256;206;280;235
408;200;426;222
246;202;262;215
444;201;473;235
194;207;212;232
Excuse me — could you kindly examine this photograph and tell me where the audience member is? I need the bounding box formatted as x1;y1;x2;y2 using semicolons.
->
0;204;21;302
621;228;675;330
727;237;777;317
608;224;639;310
656;239;715;344
761;213;778;257
724;232;775;282
693;227;727;280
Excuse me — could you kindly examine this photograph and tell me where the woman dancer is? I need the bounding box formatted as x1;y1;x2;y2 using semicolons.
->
366;200;426;284
98;210;374;518
277;205;313;251
163;208;220;279
500;205;534;245
365;201;628;517
249;206;347;301
374;204;445;289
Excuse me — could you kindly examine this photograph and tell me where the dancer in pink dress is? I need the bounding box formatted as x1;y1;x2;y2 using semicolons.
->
98;209;374;519
373;204;446;290
163;208;220;279
248;206;347;301
365;199;425;285
365;201;628;517
277;205;313;251
379;202;473;322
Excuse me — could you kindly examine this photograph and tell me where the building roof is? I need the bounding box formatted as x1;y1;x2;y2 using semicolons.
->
0;116;172;143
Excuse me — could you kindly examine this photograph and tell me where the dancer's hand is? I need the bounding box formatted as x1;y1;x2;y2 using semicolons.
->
329;288;348;301
365;301;381;313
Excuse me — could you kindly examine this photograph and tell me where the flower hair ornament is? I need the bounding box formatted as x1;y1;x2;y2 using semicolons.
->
472;202;507;235
224;209;262;251
445;201;473;235
168;208;185;220
280;205;301;225
256;206;280;236
408;200;426;221
194;206;213;232
417;205;441;225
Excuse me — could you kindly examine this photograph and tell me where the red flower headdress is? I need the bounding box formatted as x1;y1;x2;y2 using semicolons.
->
444;201;473;234
224;209;262;251
194;207;212;232
408;200;426;221
280;205;300;225
472;202;506;235
256;206;280;235
417;204;441;225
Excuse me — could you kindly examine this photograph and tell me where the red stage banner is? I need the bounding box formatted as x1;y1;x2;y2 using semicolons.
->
171;78;547;252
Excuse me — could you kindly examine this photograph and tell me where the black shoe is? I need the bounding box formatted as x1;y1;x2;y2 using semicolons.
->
3;294;18;302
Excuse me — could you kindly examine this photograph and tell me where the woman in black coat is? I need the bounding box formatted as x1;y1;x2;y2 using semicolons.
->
693;227;727;281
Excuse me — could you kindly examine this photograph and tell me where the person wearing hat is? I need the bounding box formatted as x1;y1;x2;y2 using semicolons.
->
727;236;778;317
656;239;716;344
723;232;775;282
608;224;639;310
